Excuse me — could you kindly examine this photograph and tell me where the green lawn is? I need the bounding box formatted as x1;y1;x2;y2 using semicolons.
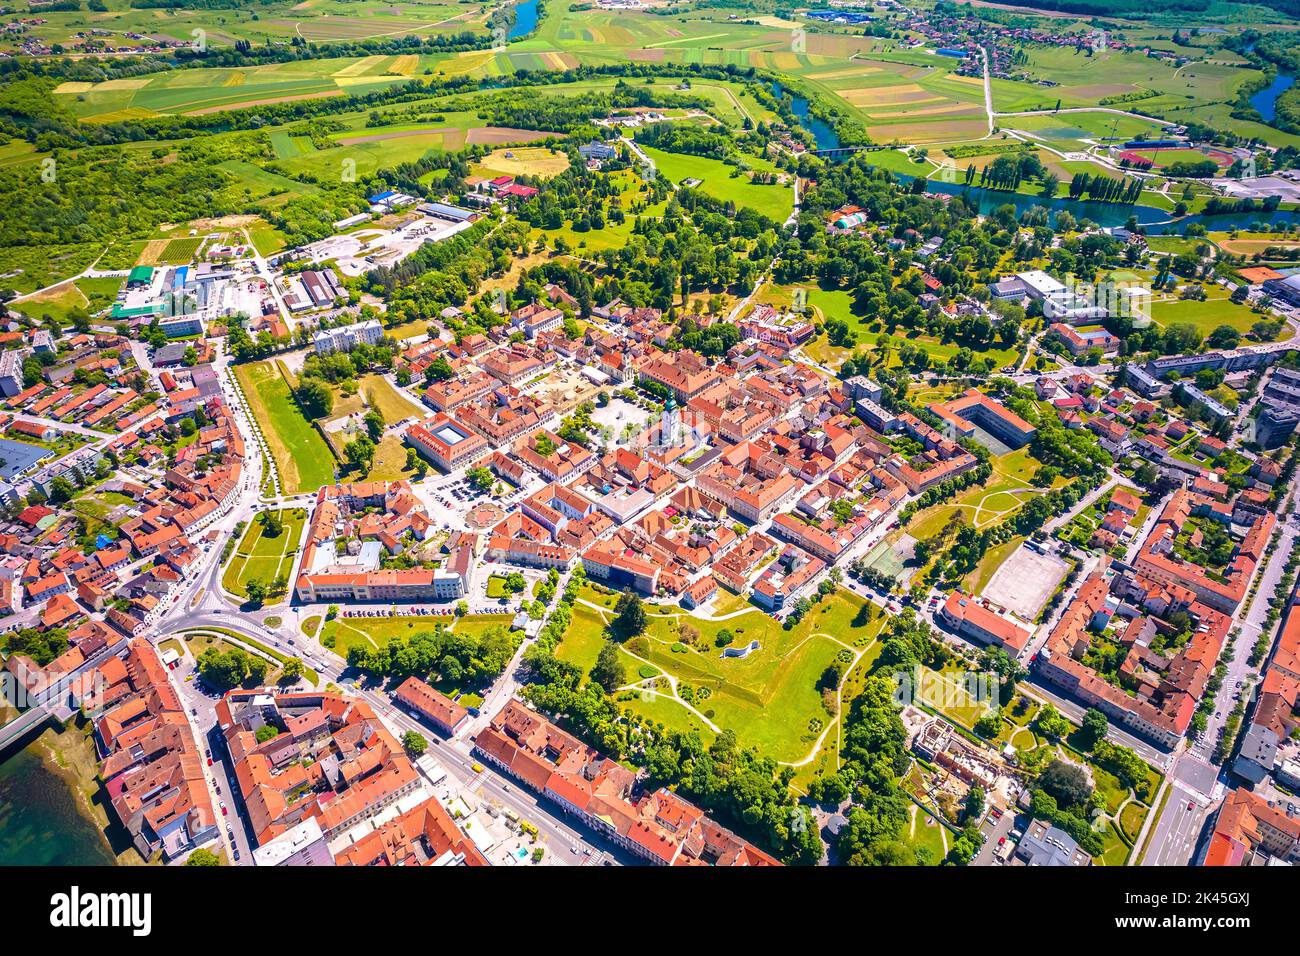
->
757;283;1019;373
639;145;793;223
618;589;881;763
906;447;1055;541
1150;289;1282;338
319;613;514;659
902;803;950;864
234;360;336;494
221;509;307;601
916;662;997;730
1097;821;1133;866
557;603;614;676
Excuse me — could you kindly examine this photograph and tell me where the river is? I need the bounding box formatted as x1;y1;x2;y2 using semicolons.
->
0;745;117;866
772;82;841;151
770;79;1300;230
1250;70;1296;123
889;173;1300;232
507;0;539;40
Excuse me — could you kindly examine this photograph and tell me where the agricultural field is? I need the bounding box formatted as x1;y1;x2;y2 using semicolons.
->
998;110;1168;153
30;0;1294;158
24;0;487;65
815;59;990;145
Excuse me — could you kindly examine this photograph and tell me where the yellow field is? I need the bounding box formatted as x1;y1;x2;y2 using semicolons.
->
809;66;882;80
841;83;936;105
470;146;571;180
336;55;388;76
868;103;976;118
390;54;420;75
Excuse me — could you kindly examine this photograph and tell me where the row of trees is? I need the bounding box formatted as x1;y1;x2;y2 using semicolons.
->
346;624;519;688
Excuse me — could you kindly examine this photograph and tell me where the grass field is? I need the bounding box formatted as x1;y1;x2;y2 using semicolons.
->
640;145;793;222
11;273;125;324
1150;286;1284;337
906;446;1055;542
234;360;337;494
360;373;424;424
221;509;307;601
903;803;951;863
531;167;669;253
68;490;135;542
11;282;91;325
557;602;614;675
614;589;883;763
319;612;514;661
1000;110;1168;152
470;146;571;180
757;282;1020;372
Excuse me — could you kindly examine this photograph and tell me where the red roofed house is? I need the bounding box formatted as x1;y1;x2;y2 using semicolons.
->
392;676;470;737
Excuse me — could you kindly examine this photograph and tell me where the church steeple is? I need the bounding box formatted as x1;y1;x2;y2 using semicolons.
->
662;393;679;447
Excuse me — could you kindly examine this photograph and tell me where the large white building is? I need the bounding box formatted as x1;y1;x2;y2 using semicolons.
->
252;817;335;866
0;350;23;397
1017;270;1108;324
313;319;384;355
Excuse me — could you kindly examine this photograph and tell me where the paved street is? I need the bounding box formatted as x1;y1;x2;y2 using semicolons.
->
1141;782;1211;866
1139;470;1300;865
113;338;629;866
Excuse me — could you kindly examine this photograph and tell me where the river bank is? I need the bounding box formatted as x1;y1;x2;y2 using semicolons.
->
0;704;149;866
